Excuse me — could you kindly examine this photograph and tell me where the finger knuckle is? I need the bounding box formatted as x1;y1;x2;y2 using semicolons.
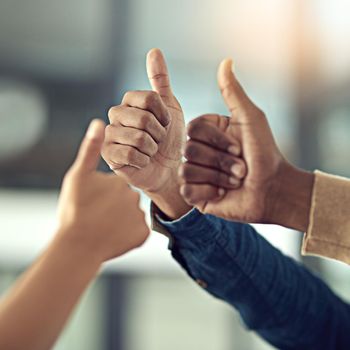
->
158;125;167;138
218;156;232;170
150;142;158;156
126;147;136;161
184;142;198;159
134;132;146;148
144;91;158;106
181;163;193;179
138;113;150;128
187;121;201;137
107;106;119;121
104;124;115;140
123;91;133;101
210;134;221;146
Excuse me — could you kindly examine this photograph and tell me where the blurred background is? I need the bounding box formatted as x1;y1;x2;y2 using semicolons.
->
1;0;350;349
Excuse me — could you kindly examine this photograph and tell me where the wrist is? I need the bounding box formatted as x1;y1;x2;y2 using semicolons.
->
54;226;103;268
266;161;315;232
145;168;192;220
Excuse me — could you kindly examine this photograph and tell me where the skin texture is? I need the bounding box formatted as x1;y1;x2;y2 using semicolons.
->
58;120;149;261
102;49;184;193
180;59;314;231
0;120;149;350
102;49;246;220
102;49;190;219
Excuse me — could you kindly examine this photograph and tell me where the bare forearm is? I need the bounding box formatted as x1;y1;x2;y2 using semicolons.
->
0;229;100;350
267;162;315;232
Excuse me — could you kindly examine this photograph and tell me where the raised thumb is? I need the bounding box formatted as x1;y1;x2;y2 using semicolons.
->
217;59;253;115
74;119;105;173
146;48;173;99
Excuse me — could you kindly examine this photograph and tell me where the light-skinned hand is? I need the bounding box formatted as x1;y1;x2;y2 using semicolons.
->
58;119;150;263
102;49;191;219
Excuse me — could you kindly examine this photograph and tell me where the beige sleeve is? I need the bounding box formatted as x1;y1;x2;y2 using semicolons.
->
302;170;350;264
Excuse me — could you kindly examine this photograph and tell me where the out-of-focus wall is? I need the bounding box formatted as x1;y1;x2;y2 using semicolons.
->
1;1;350;349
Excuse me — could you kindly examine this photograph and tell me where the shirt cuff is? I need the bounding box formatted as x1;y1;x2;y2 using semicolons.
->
302;170;350;264
150;202;220;241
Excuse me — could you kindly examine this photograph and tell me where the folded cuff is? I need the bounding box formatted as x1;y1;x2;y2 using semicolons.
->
302;170;350;264
302;236;350;264
151;202;220;241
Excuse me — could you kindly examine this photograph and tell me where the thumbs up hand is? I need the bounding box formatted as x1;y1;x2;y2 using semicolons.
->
179;59;294;224
102;49;185;194
57;119;149;263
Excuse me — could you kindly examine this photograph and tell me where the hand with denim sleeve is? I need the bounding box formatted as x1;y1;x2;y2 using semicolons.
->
102;49;192;219
154;208;350;349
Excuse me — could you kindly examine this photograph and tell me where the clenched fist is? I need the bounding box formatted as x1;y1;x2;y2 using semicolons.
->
58;119;149;263
102;49;185;194
180;59;313;229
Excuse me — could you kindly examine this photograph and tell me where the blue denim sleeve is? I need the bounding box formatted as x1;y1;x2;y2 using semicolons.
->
158;208;350;350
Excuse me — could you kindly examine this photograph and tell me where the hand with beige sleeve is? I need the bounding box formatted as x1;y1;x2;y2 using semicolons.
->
180;59;315;229
180;58;350;265
0;119;149;350
178;58;347;264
